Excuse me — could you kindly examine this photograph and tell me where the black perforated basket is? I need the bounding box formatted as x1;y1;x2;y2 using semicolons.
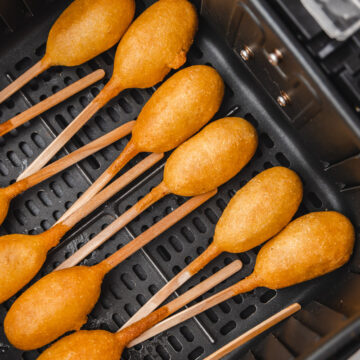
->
0;1;359;359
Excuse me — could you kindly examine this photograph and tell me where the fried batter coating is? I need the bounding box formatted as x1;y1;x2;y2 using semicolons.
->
253;211;355;289
164;117;258;196
0;225;67;303
214;167;303;253
132;65;224;153
0;235;48;304
46;0;135;66
112;0;198;90
37;330;122;360
4;264;106;350
37;308;170;360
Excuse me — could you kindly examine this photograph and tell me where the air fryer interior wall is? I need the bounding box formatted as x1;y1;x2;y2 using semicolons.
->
0;0;359;359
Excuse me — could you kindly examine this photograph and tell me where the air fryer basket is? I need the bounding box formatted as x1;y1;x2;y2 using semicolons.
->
0;0;359;359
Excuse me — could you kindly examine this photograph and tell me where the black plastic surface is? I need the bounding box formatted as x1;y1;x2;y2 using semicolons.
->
271;0;360;116
0;1;359;359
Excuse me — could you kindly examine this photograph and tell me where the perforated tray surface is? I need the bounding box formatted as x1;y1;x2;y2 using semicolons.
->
0;1;358;359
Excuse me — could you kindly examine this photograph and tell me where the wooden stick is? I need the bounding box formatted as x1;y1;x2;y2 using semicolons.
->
122;243;221;328
56;180;171;270
126;260;243;347
0;58;50;104
101;189;217;271
56;140;139;223
128;276;257;346
58;153;164;231
17;83;117;180
6;122;134;199
0;69;105;137
203;303;301;360
57;188;217;271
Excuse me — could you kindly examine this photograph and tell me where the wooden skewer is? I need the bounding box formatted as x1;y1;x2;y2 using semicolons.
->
56;151;163;225
122;167;303;329
0;122;133;226
203;303;301;360
55;115;258;269
8;122;134;199
58;66;225;224
0;69;105;137
121;245;220;328
56;188;217;271
128;296;300;348
1;190;219;347
125;260;243;347
58;152;164;231
11;155;162;249
127;211;354;346
0;153;162;303
0;59;51;104
9;0;199;181
0;0;133;107
17;81;118;180
100;190;218;271
57;141;139;222
57;69;224;223
58;177;168;268
127;279;254;346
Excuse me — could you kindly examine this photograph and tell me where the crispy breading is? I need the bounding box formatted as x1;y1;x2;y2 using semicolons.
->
132;65;224;153
164;117;258;196
46;0;135;66
214;167;303;253
112;0;198;90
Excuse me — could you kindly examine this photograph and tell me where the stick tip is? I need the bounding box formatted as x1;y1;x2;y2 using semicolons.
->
95;69;106;79
231;259;243;271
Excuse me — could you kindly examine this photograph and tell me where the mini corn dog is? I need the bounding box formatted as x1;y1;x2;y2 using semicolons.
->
0;0;135;103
